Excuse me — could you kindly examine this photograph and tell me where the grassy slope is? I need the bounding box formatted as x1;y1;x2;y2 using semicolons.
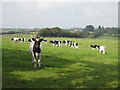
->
2;35;118;88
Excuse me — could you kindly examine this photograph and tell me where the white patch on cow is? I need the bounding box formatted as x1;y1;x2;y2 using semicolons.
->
36;38;39;41
75;45;79;49
29;40;35;53
36;53;39;57
52;43;55;46
99;46;106;54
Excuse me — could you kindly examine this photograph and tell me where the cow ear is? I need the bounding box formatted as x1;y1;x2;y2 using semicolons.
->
39;38;44;42
28;39;31;42
32;38;36;41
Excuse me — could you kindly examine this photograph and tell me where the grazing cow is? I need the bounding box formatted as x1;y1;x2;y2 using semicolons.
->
49;40;62;47
19;38;26;43
70;42;79;49
90;45;106;54
49;40;55;46
62;40;67;46
62;40;72;46
28;37;44;68
55;40;62;47
11;38;26;42
11;38;20;42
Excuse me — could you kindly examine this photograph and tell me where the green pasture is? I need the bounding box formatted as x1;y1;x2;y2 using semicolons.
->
2;34;118;88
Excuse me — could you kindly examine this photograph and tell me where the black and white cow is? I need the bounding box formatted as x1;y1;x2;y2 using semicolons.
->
49;40;62;47
90;45;106;54
11;38;26;42
28;37;44;68
70;42;79;49
19;38;26;42
11;38;19;42
62;40;79;49
62;40;72;46
49;40;54;45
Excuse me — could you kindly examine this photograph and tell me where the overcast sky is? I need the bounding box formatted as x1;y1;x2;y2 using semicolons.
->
1;0;119;28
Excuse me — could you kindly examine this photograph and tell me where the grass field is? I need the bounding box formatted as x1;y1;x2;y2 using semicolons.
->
2;34;118;88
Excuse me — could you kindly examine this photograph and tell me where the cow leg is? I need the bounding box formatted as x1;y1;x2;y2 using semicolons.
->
103;50;106;54
31;52;34;64
33;59;37;68
38;53;42;68
52;43;55;46
77;46;79;49
32;53;37;68
75;46;79;49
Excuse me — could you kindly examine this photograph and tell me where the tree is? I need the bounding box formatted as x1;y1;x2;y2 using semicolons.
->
98;25;102;29
106;28;118;37
73;30;82;38
37;28;51;37
93;30;104;38
81;31;90;38
85;25;94;31
8;31;15;34
102;26;104;30
50;27;62;37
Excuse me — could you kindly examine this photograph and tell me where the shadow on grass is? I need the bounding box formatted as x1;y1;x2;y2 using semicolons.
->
2;48;76;71
2;48;118;88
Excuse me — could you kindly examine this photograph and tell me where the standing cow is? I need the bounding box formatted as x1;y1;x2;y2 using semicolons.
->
28;37;44;68
70;42;79;49
11;38;26;43
90;45;106;54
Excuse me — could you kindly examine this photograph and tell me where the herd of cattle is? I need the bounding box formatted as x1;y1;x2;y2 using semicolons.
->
11;37;106;68
11;37;79;49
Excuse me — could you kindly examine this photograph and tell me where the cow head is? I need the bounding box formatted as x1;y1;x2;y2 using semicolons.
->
90;45;93;47
11;38;14;40
28;37;44;46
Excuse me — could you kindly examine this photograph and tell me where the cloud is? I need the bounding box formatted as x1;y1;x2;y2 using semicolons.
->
1;2;118;28
1;0;120;2
0;2;2;28
82;3;118;16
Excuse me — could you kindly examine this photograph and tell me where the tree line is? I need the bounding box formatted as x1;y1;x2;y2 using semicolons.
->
37;25;119;38
1;25;119;38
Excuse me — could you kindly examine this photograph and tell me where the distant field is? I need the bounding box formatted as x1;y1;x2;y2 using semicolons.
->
2;34;118;88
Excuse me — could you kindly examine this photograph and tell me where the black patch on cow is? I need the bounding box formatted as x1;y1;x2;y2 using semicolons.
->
62;41;65;43
33;40;41;57
28;39;32;42
49;40;54;43
22;38;24;42
54;41;58;44
33;38;44;57
39;38;44;42
97;46;100;49
76;43;78;46
11;38;14;40
19;38;22;41
32;38;36;41
59;41;61;44
90;45;97;48
90;45;100;49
